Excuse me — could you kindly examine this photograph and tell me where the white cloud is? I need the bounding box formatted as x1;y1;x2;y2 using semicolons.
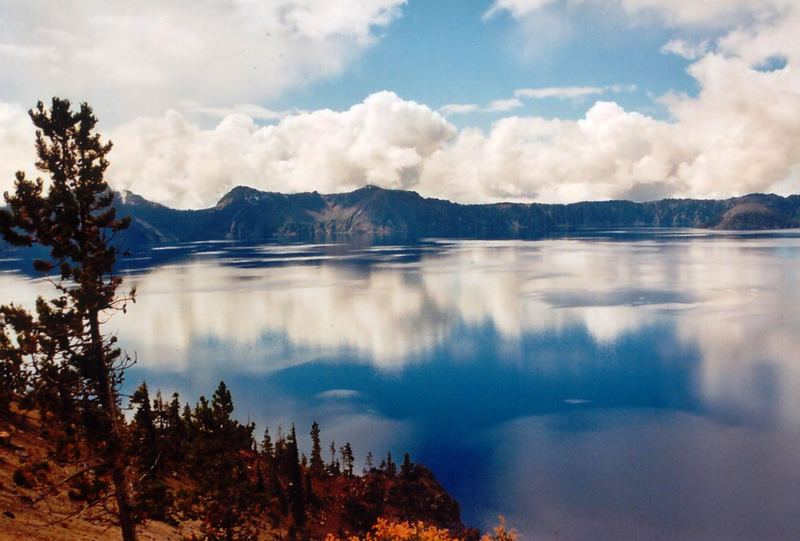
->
108;91;456;209
420;49;800;203
0;0;405;120
2;41;799;208
440;98;523;116
1;3;798;209
515;85;636;100
0;101;35;190
614;0;792;27
440;86;635;117
483;0;559;21
483;0;793;61
486;98;524;112
516;86;604;99
439;103;480;115
661;39;709;60
181;103;304;122
485;0;792;27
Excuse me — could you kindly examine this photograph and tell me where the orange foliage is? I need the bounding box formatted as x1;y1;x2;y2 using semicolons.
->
325;516;517;541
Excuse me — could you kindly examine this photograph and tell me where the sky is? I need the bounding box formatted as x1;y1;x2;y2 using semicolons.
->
0;0;798;209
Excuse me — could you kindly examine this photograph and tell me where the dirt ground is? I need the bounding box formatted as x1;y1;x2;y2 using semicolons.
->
0;412;200;541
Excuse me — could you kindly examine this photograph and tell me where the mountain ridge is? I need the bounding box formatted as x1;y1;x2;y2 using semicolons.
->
5;186;800;252
115;185;800;246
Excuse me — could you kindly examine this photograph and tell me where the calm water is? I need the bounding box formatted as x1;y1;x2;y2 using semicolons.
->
3;230;800;540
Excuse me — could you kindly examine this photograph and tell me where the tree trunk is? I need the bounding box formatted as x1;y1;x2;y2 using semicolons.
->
89;311;138;541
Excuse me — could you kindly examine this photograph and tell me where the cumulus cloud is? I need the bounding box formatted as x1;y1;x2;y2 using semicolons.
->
1;3;798;208
108;92;456;208
421;47;800;203
2;39;799;208
0;0;405;119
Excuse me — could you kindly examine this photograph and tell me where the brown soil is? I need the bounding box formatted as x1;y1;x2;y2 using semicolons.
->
0;411;199;541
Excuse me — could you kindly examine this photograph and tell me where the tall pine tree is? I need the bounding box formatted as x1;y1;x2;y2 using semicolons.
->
0;98;137;541
309;421;324;476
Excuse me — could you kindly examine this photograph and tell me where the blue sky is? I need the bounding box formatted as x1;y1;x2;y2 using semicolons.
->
277;0;697;126
0;0;797;208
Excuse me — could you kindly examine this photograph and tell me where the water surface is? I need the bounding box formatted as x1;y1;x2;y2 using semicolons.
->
3;230;800;540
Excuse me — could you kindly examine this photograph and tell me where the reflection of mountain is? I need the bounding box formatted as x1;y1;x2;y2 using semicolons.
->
105;187;800;247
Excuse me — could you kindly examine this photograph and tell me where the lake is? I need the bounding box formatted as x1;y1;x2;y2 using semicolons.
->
3;230;800;540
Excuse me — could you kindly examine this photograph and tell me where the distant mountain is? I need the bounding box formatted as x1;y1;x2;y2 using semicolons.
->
114;186;800;245
3;187;800;253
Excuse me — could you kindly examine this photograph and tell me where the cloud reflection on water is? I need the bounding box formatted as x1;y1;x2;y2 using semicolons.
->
3;233;800;538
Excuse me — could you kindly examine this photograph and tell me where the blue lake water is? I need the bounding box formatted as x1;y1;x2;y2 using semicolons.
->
3;230;800;540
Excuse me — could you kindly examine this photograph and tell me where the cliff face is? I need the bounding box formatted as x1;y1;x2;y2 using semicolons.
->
704;201;798;230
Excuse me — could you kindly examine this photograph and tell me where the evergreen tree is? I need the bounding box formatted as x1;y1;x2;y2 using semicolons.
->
304;470;315;508
364;451;375;474
0;98;137;541
262;427;274;460
129;383;172;520
401;452;414;478
212;381;234;429
385;452;397;477
286;424;306;527
274;426;287;468
340;442;355;477
0;306;32;413
152;390;166;431
309;420;324;476
162;392;185;463
329;441;340;474
190;382;258;540
130;382;158;470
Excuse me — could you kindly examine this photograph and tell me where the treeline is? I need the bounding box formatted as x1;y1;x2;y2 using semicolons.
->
121;380;464;539
4;374;467;539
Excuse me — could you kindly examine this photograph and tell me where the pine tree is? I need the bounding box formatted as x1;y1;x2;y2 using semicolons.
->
286;424;306;527
163;392;185;463
385;452;397;477
364;451;375;474
340;442;355;476
129;383;172;520
0;98;137;541
191;382;258;540
262;427;274;460
152;390;166;431
304;470;315;508
309;421;324;476
130;382;158;470
0;306;32;413
401;452;414;478
329;441;340;474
